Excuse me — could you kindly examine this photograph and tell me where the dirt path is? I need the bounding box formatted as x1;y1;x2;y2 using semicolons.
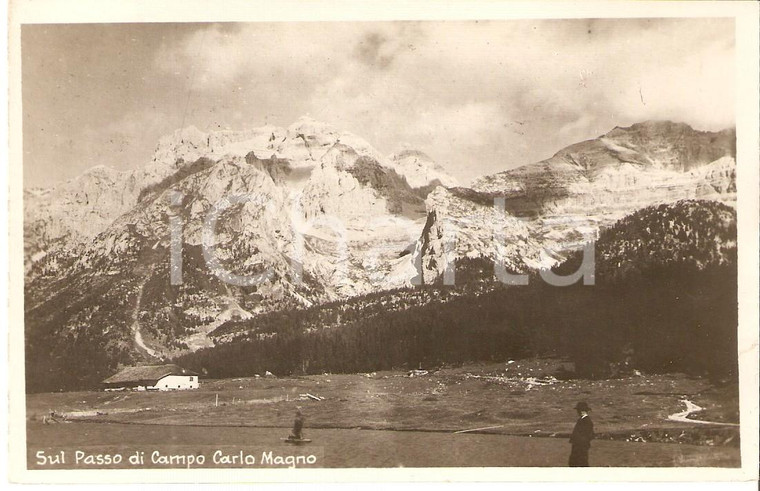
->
667;399;739;426
131;271;159;359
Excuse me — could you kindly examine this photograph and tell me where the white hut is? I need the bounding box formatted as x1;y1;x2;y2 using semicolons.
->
102;364;199;391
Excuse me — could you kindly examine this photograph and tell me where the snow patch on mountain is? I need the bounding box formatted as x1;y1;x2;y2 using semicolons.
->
389;149;458;189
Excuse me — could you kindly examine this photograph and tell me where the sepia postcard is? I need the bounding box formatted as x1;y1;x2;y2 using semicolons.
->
6;0;759;485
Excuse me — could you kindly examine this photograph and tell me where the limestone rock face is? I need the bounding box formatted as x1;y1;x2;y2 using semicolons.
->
24;117;450;360
418;122;736;281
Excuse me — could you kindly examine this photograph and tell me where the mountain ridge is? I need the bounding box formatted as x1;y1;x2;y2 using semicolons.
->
24;117;457;273
23;118;737;390
418;121;735;282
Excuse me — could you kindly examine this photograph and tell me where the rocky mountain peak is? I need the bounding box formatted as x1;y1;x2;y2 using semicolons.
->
607;120;693;136
282;116;341;157
389;149;458;189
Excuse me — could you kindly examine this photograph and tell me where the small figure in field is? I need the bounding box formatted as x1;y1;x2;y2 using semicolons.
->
569;401;594;467
290;408;304;440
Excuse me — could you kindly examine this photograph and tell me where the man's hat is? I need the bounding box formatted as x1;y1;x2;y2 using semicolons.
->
574;401;590;411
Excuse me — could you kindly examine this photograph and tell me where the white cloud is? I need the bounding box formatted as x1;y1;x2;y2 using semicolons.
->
150;19;735;183
154;23;361;90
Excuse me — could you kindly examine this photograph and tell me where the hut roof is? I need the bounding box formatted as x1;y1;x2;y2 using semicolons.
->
102;364;197;384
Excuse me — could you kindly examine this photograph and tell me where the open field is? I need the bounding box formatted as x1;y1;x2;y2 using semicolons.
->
26;359;740;468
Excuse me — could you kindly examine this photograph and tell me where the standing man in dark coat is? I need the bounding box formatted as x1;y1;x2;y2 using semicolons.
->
291;408;304;440
569;401;594;466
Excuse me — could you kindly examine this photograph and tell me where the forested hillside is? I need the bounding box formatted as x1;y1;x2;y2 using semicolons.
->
176;200;737;382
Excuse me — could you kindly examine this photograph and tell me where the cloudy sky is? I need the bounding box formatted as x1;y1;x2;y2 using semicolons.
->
22;18;734;188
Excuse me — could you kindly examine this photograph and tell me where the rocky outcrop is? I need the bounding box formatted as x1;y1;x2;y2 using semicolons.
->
419;187;546;284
